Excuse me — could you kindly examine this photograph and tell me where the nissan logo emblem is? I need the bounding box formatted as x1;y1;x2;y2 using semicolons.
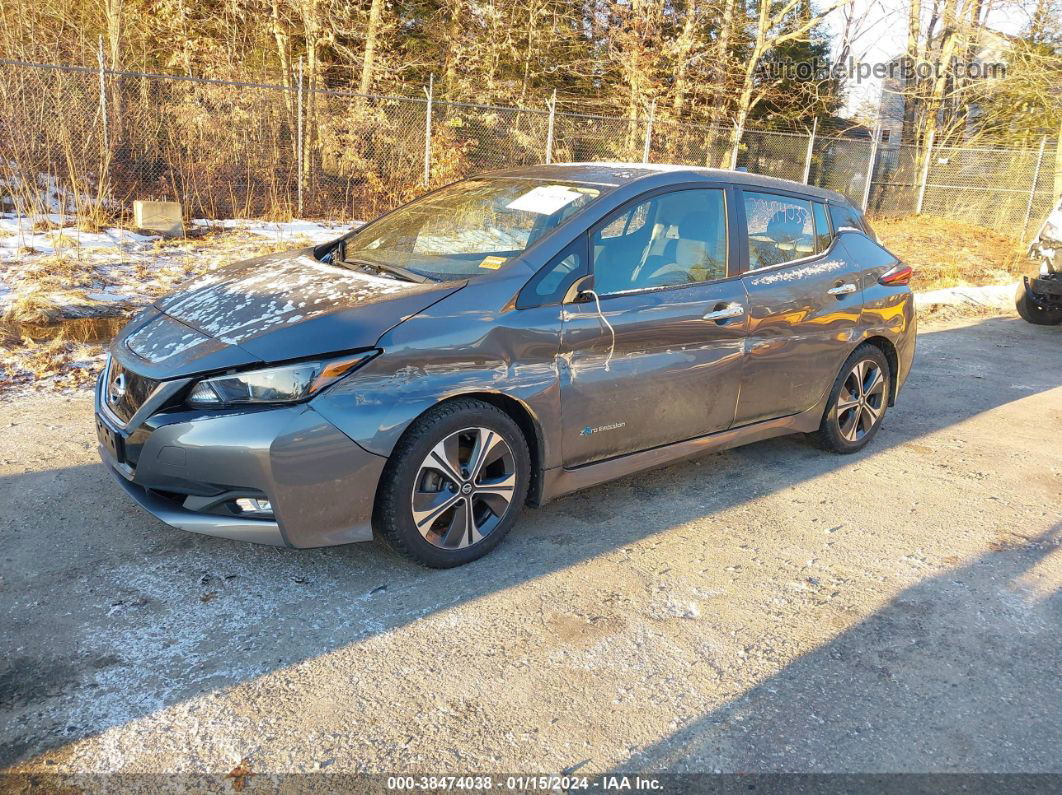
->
108;372;127;405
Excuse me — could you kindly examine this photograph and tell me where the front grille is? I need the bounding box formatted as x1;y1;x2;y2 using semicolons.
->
104;358;160;424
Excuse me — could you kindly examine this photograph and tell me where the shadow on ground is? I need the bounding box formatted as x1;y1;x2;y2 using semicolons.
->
617;522;1062;772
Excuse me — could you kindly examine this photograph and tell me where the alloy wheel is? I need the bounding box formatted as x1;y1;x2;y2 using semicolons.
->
410;427;517;549
835;359;886;443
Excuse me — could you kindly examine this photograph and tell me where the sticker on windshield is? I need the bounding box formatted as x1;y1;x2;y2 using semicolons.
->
506;184;585;215
479;255;507;270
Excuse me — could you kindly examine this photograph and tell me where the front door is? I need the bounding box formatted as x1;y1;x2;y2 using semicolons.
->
735;191;863;425
559;186;747;467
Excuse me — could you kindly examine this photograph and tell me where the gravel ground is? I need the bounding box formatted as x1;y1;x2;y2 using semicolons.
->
0;312;1060;777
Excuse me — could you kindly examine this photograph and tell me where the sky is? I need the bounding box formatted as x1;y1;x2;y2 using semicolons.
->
825;0;1033;116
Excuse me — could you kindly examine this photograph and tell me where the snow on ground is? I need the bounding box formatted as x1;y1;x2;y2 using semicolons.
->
914;283;1017;311
0;215;355;396
193;218;350;243
0;215;353;319
0;215;158;262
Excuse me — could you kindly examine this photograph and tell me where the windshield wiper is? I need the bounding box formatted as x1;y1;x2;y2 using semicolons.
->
339;257;432;284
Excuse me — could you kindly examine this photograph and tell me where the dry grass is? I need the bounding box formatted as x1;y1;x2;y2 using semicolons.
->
1;224;324;395
30;217;61;233
3;286;62;323
0;330;105;395
5;225;315;324
24;254;88;283
2;254;102;323
75;203;115;234
871;215;1028;291
148;226;312;258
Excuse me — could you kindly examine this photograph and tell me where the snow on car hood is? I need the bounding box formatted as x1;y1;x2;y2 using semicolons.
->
117;249;462;378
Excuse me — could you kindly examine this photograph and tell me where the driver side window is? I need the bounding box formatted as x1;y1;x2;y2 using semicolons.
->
591;189;728;296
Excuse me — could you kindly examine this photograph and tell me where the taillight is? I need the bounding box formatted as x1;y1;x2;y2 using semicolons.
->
879;264;913;286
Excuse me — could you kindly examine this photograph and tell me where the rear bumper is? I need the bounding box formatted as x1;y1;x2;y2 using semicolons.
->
96;371;388;548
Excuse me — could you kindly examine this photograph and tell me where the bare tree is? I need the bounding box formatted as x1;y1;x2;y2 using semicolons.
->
715;0;851;167
359;0;385;95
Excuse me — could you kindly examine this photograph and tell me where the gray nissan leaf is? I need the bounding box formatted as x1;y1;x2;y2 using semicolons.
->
96;164;916;567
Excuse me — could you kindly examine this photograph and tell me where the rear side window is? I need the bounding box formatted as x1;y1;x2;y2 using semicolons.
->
829;203;867;235
743;191;816;269
813;202;832;253
838;232;898;269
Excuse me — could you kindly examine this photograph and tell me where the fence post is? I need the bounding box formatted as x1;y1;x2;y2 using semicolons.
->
1054;122;1062;204
915;129;935;215
296;56;304;217
423;74;434;187
1021;136;1047;240
802;117;817;184
861;125;880;212
642;99;655;164
97;36;109;153
545;89;556;165
729;127;740;170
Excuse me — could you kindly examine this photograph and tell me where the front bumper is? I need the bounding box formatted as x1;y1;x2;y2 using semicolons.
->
103;462;288;545
95;370;388;548
1028;274;1062;308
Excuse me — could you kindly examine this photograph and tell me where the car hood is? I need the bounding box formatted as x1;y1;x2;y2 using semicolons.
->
115;249;463;379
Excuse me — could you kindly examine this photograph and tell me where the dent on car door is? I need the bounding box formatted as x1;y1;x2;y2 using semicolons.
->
735;191;862;426
558;186;747;467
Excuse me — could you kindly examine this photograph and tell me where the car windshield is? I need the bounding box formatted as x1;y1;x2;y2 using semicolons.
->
338;178;604;281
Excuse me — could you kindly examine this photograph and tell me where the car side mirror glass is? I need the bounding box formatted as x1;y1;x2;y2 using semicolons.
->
564;274;594;304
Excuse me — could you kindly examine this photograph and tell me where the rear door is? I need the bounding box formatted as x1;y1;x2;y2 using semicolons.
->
734;191;863;425
559;185;748;467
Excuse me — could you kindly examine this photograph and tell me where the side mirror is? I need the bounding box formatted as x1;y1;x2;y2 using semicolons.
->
563;274;595;304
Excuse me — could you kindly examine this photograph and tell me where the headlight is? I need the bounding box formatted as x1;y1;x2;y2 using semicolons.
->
186;351;377;407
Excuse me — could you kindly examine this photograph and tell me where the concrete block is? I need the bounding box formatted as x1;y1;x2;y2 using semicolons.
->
133;200;184;237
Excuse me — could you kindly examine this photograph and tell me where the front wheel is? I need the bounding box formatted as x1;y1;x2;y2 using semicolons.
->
1015;280;1062;325
374;399;531;568
813;345;891;454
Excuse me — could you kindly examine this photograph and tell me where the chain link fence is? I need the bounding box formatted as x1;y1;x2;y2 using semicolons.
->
553;111;646;165
0;59;1057;240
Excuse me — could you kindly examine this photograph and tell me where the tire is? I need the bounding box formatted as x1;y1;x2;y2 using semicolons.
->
813;344;891;454
373;398;531;568
1015;280;1062;325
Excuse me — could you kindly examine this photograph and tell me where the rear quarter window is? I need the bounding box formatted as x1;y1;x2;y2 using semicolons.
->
829;203;868;236
838;230;898;269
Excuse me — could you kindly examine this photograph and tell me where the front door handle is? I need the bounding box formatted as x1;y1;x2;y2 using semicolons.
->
827;283;857;296
703;303;745;321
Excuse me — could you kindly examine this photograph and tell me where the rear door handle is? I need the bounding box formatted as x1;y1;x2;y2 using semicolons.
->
827;283;857;296
703;303;745;321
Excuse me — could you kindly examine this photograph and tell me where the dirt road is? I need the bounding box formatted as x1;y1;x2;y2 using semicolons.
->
1;313;1060;775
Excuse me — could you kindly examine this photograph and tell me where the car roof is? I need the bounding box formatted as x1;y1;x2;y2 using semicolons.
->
483;162;851;205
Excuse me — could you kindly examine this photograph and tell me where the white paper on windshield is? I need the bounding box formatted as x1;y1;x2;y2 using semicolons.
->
506;184;584;215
